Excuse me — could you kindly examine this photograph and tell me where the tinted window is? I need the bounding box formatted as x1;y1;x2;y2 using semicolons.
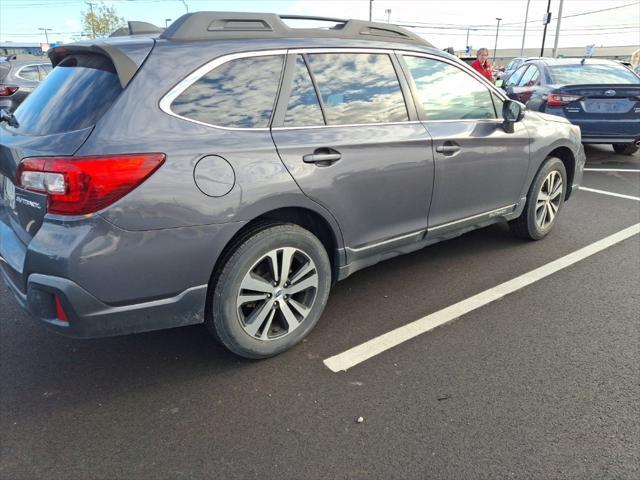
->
18;65;40;81
284;56;324;127
12;54;122;135
507;65;529;86
172;55;284;128
38;64;52;78
405;56;496;120
518;66;539;87
305;53;408;125
549;63;640;84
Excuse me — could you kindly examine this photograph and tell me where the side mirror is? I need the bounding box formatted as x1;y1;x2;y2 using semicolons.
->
502;100;525;133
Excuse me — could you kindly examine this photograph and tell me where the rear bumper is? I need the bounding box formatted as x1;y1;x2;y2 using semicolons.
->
0;263;207;338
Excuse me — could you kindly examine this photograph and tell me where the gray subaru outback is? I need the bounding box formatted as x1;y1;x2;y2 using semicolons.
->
0;13;585;358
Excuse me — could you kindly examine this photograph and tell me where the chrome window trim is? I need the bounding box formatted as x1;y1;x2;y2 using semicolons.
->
159;46;509;131
15;63;48;81
429;204;517;232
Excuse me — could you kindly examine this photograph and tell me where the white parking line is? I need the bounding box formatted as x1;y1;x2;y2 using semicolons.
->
579;186;640;202
584;168;640;173
323;223;640;373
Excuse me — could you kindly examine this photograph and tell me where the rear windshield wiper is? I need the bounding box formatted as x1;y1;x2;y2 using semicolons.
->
0;108;19;128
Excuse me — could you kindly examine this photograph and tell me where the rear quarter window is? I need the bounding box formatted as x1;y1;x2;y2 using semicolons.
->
11;53;122;135
171;55;284;128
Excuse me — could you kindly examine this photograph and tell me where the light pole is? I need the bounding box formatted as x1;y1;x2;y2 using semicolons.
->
520;0;531;56
38;27;52;44
181;0;188;13
492;18;502;66
552;0;565;58
165;18;172;28
369;0;374;21
541;0;552;56
385;8;392;23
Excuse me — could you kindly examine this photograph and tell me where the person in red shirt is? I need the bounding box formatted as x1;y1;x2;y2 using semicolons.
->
471;48;494;83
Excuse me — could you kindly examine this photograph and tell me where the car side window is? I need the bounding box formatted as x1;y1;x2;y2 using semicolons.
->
283;55;325;127
518;65;539;87
507;65;529;87
171;55;284;128
404;56;496;121
18;65;40;81
305;53;408;125
38;64;52;78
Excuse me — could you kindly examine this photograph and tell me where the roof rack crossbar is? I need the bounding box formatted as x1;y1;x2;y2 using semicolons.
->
278;15;348;23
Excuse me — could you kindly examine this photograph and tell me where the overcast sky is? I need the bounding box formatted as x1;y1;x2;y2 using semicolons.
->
1;0;639;51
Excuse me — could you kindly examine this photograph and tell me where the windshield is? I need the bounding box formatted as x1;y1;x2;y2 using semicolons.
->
11;53;122;135
549;63;640;85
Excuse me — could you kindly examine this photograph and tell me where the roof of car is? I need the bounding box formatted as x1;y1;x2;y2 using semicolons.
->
159;12;432;47
537;58;622;66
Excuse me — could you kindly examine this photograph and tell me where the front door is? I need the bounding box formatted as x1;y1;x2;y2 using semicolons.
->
400;54;531;232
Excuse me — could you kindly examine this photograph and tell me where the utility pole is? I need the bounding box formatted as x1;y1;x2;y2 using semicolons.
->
466;27;470;48
86;2;96;39
385;8;392;23
181;0;188;13
552;0;565;58
38;27;52;44
492;18;502;66
520;0;531;56
540;0;552;56
369;0;373;21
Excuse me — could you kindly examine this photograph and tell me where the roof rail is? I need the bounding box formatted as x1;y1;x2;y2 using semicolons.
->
160;12;432;47
110;21;163;37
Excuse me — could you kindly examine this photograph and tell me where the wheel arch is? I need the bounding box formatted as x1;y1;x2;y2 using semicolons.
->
547;146;576;200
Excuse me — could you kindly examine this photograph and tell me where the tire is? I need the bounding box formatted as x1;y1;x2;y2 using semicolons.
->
207;223;332;359
509;157;567;240
612;142;639;156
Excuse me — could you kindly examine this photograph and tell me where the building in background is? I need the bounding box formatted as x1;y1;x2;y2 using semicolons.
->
0;42;47;57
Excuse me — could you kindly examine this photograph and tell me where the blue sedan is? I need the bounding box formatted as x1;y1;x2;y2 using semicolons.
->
503;58;640;155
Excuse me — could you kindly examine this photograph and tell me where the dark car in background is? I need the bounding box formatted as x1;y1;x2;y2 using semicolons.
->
503;58;640;155
0;55;52;112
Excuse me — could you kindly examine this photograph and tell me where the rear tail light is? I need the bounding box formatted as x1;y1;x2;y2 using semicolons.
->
0;85;19;96
17;153;165;215
546;94;583;106
54;295;69;324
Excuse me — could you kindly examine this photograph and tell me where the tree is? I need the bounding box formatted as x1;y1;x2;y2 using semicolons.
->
82;2;126;39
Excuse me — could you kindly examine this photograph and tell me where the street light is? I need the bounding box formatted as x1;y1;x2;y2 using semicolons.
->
492;18;502;66
38;27;52;44
385;8;392;23
165;18;172;28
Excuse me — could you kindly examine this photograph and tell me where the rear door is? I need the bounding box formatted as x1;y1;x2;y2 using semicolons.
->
399;54;531;232
511;64;541;104
271;51;434;256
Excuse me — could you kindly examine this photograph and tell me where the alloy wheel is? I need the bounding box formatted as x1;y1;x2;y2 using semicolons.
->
535;170;563;229
236;247;319;341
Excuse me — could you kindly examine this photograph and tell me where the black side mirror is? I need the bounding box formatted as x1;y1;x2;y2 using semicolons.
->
502;100;525;133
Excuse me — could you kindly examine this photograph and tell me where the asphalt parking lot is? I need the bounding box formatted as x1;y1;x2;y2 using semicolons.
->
1;145;638;480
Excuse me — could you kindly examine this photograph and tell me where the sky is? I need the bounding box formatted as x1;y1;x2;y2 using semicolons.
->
1;0;639;51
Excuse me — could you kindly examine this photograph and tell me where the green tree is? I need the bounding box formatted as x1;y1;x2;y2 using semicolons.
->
82;2;126;38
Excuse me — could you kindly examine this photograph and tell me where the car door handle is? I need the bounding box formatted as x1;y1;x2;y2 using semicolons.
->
303;148;342;165
435;144;461;155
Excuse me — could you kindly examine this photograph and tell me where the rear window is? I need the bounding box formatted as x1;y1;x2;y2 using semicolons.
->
549;64;640;85
11;54;122;135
